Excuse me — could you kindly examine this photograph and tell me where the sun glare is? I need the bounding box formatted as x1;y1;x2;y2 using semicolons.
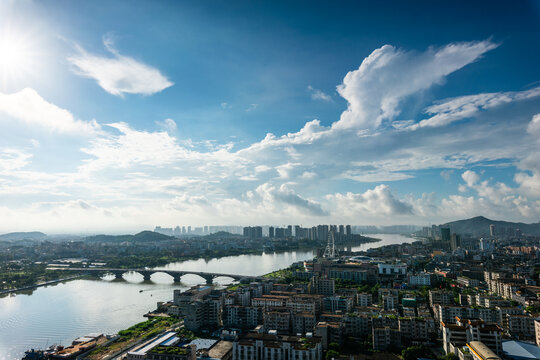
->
0;29;36;87
0;36;27;69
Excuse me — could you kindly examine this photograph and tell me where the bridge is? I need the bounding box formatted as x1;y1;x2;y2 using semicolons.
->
49;267;262;285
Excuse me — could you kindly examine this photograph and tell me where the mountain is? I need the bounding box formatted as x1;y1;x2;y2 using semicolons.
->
440;216;540;236
0;231;47;241
84;231;174;243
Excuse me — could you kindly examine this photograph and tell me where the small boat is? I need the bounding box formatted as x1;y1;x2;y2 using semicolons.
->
22;349;45;360
139;290;143;293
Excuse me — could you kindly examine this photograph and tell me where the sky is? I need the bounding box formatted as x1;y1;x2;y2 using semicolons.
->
0;0;539;233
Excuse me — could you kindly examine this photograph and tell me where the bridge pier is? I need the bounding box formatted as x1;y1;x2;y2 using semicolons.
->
203;276;214;285
173;274;182;283
142;272;152;281
112;271;124;280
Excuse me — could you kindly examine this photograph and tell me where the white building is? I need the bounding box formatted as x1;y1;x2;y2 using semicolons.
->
378;262;407;276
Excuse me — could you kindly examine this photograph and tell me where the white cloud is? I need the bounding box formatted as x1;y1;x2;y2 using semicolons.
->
245;103;259;112
67;35;173;96
80;122;188;172
156;118;177;133
0;88;100;135
440;169;454;181
527;113;540;136
335;40;498;130
514;114;540;196
0;148;31;172
307;85;332;102
256;183;328;216
409;86;540;130
462;170;480;187
327;185;413;217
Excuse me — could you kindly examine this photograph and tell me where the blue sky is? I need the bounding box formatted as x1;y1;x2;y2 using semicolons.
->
0;0;539;233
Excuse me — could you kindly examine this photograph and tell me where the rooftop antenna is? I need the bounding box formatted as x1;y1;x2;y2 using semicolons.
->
323;230;339;259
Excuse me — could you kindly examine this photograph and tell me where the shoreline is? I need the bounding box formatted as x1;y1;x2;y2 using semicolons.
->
0;275;83;297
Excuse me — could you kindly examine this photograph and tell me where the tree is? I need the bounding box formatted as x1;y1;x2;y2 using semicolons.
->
326;350;340;360
439;353;457;360
328;343;340;352
401;345;432;360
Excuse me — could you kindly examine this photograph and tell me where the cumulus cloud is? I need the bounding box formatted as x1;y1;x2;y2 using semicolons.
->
0;88;100;135
461;170;480;187
80;122;188;172
335;40;498;130
527;113;540;136
256;183;328;216
514;114;540;196
327;185;413;217
68;35;173;96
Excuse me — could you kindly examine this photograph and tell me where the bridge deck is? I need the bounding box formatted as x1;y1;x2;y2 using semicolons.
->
48;267;262;280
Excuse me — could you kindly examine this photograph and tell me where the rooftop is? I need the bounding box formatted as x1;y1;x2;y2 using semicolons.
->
467;341;501;360
128;331;177;356
502;340;540;360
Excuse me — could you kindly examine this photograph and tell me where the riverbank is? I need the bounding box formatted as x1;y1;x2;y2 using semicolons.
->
0;275;83;297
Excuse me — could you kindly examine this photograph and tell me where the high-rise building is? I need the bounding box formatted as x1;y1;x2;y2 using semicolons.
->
346;225;351;236
269;226;275;238
441;227;451;243
275;227;285;238
489;224;495;237
451;233;461;252
317;225;328;241
243;226;263;239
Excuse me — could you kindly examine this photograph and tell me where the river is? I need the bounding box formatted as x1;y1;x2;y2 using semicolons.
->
0;234;413;360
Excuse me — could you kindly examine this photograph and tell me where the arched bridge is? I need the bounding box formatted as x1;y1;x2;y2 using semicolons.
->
50;267;261;285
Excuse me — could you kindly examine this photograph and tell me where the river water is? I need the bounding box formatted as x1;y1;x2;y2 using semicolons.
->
0;234;413;359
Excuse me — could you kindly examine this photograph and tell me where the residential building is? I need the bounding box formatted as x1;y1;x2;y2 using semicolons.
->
466;341;501;360
372;326;401;351
232;333;322;360
357;293;372;307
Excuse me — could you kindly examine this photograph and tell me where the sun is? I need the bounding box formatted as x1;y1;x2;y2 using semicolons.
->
0;28;36;87
0;35;27;70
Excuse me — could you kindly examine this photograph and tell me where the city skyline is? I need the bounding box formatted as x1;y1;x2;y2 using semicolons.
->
1;1;540;233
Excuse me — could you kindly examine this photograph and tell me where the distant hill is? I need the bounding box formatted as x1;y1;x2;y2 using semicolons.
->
202;231;240;239
440;216;540;236
84;230;174;243
0;231;47;241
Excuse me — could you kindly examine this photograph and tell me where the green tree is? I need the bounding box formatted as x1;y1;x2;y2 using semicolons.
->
402;345;432;360
326;350;340;359
328;343;340;352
